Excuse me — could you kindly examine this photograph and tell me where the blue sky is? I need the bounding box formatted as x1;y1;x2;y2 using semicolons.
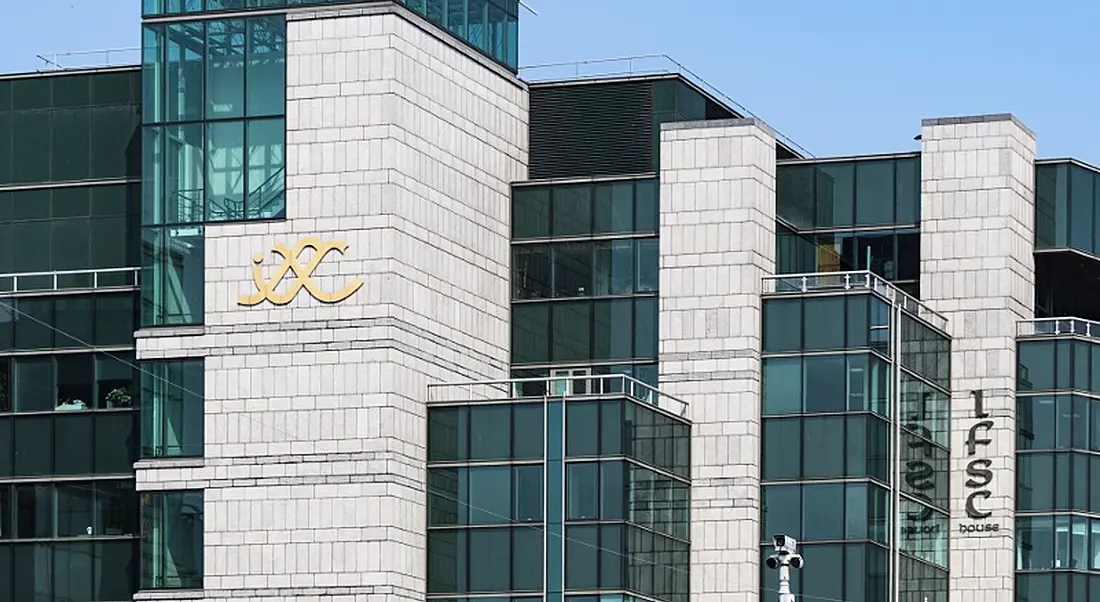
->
2;0;1098;164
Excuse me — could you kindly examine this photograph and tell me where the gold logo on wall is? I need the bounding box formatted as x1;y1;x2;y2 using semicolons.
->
238;237;363;306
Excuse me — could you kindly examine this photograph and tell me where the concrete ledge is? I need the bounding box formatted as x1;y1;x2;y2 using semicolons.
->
661;117;775;138
922;113;1035;139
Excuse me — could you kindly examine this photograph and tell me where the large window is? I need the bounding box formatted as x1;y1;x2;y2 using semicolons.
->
763;294;891;355
141;225;205;327
776;156;921;230
513;179;659;240
761;353;891;417
0;411;137;478
512;297;658;365
0;71;141;186
1035;161;1100;255
0;352;136;413
142;17;286;224
140;490;203;589
140;359;204;458
141;0;520;71
762;413;889;483
0;294;135;352
758;542;890;602
0;184;140;276
513;238;658;300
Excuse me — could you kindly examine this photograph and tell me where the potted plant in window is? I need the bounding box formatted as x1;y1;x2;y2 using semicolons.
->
106;387;133;409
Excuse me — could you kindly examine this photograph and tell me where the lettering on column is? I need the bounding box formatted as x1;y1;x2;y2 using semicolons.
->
961;389;1001;534
903;391;940;539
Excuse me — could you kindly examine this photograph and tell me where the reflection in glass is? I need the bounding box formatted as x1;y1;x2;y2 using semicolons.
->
141;490;204;589
141;359;204;457
141;226;205;327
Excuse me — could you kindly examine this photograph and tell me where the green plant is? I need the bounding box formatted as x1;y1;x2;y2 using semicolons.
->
106;387;133;408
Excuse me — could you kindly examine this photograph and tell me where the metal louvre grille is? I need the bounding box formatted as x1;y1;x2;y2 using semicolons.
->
529;80;654;180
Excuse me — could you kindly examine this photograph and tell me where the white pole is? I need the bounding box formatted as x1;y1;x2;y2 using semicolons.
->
778;560;794;602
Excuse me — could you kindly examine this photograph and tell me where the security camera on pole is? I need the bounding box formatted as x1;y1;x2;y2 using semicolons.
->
764;534;804;602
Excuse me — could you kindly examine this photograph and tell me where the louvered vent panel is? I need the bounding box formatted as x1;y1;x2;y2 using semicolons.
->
529;81;654;180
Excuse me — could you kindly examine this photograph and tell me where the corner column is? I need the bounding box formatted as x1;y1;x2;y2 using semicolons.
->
659;118;777;602
919;114;1037;602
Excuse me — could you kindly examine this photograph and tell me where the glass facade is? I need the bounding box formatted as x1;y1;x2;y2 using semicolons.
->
1017;335;1100;600
511;178;659;388
760;288;951;602
426;379;690;602
140;360;204;458
139;490;204;589
140;0;520;70
1035;161;1100;256
775;156;922;297
0;66;144;602
141;13;286;327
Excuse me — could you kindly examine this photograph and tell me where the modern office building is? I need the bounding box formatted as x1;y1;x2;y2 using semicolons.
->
2;2;1100;602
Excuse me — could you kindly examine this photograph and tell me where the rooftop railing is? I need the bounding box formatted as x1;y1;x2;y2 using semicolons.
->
763;270;949;333
35;48;140;72
427;373;688;418
518;54;813;159
1018;317;1100;341
0;267;140;297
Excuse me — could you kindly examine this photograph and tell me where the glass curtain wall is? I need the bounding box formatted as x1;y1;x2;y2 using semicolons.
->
511;178;660;389
775;156;922;298
426;393;690;602
140;0;520;71
139;491;204;589
760;290;950;602
1016;337;1100;601
140;14;286;327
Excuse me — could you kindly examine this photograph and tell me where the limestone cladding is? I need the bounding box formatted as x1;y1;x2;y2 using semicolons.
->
658;118;777;602
920;114;1036;602
133;5;528;601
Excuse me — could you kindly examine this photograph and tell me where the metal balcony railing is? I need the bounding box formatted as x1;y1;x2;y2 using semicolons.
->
1018;317;1100;340
763;270;949;333
35;48;140;72
0;267;140;296
427;373;688;418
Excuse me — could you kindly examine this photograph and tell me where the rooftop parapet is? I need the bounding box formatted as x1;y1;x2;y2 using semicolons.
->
763;270;949;334
427;373;688;418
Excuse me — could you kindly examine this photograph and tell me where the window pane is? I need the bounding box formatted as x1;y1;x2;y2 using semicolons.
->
513;526;543;591
855;160;895;226
593;181;633;234
16;484;53;538
763;298;802;352
815;162;854;228
96;412;138;473
511;303;549;364
245;117;285;220
593;299;633;361
468;404;511;461
803;355;847;413
513;244;551;300
57;484;95;537
468;527;510;592
565;525;598;589
763;418;801;480
143;226;205;327
55;414;94;474
1070;166;1095;250
206;19;245;119
552;185;591;236
98;481;138;536
566;462;598;520
763;358;802;415
468;466;511;525
512;402;543;460
13;417;51;477
54;296;94;349
165;22;205;122
634;297;658;359
514;465;543;523
635;180;658;232
803;416;844;477
97;540;138;600
246;16;286;117
552;302;591;362
206;121;245;221
803;296;846;350
163;123;205;224
143;25;165;122
553;242;592;298
1019;341;1055;391
802;484;844;540
14;298;53;350
566;401;599;458
762;485;800;540
593;239;633;296
141;491;204;589
512;187;550;239
635;238;659;292
141;359;204;458
895;157;920;224
95;293;135;346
